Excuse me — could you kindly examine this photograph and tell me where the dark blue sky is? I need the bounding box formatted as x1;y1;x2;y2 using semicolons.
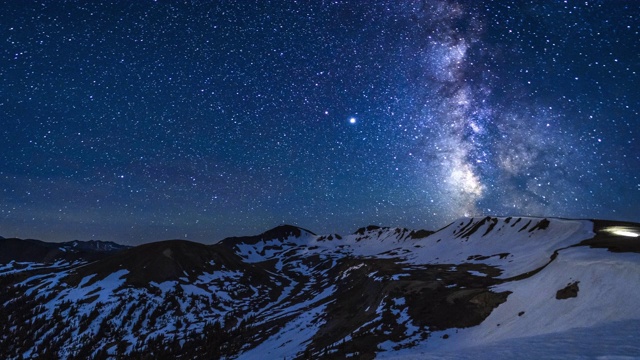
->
1;1;638;244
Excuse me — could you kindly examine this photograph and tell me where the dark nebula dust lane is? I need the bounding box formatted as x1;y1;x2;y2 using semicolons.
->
0;1;638;244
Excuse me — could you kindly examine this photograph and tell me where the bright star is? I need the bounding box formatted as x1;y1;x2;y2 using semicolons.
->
349;117;356;124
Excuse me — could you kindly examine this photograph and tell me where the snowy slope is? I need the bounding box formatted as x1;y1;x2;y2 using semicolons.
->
459;247;640;344
405;216;595;278
1;216;639;359
380;318;640;359
225;217;640;358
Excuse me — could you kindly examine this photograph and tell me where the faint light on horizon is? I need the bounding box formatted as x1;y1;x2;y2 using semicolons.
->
604;226;640;237
614;230;640;238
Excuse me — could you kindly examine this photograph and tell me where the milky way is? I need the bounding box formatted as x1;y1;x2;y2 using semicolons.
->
1;1;638;244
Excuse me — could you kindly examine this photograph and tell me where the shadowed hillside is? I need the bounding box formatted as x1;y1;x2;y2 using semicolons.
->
1;217;640;359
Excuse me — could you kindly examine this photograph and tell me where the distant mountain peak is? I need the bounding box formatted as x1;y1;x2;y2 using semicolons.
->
219;224;316;248
354;225;383;235
260;224;316;240
0;237;129;264
60;239;130;252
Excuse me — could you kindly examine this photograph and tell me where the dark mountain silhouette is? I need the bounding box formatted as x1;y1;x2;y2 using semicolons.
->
0;237;128;264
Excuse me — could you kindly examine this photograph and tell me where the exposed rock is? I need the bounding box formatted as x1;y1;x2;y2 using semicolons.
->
409;229;434;239
355;225;382;235
529;218;551;232
518;219;532;232
556;281;580;299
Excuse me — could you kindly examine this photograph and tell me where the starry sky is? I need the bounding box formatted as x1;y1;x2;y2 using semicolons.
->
1;1;638;244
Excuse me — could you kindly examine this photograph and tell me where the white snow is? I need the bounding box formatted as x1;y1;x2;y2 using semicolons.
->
451;247;640;348
50;269;129;316
6;216;640;359
404;217;595;278
0;259;74;276
467;270;486;277
227;218;595;283
237;303;328;360
239;217;640;359
150;280;178;293
378;318;640;359
378;242;640;358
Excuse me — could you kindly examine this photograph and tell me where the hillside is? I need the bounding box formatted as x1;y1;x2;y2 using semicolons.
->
1;216;639;359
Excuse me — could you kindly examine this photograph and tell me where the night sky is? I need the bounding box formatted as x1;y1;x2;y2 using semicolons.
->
1;1;638;244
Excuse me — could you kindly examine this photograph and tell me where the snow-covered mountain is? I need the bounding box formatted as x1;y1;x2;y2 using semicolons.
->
1;216;639;359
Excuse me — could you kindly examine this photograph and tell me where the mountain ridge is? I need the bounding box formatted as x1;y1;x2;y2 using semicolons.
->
1;216;639;359
0;237;129;264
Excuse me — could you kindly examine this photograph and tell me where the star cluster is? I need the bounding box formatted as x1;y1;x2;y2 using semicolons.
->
1;1;638;244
